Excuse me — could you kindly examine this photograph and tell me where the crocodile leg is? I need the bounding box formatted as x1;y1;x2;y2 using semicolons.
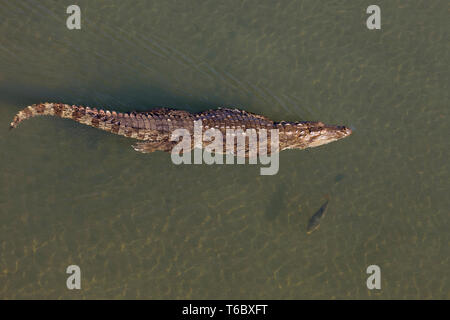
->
131;140;177;153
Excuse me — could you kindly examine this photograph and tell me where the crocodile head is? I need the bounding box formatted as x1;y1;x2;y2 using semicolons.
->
286;122;353;150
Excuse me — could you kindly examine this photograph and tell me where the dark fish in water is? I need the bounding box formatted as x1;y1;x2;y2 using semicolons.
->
306;196;330;234
334;173;345;183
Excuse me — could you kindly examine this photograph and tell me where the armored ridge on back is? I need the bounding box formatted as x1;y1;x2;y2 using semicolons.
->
10;102;352;155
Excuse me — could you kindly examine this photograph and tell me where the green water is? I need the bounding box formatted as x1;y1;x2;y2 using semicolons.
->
0;0;448;299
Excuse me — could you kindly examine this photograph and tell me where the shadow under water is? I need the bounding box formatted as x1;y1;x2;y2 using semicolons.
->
264;183;288;221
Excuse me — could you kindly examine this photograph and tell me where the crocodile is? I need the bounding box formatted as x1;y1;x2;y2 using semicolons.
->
10;102;352;155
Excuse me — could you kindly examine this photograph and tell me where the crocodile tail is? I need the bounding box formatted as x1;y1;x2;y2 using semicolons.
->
9;102;148;140
9;102;119;131
10;103;85;129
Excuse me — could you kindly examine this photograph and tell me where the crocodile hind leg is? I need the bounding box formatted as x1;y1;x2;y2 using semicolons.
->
132;140;173;153
132;140;192;154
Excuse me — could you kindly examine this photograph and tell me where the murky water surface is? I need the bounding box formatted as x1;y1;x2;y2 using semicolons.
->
0;0;448;299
